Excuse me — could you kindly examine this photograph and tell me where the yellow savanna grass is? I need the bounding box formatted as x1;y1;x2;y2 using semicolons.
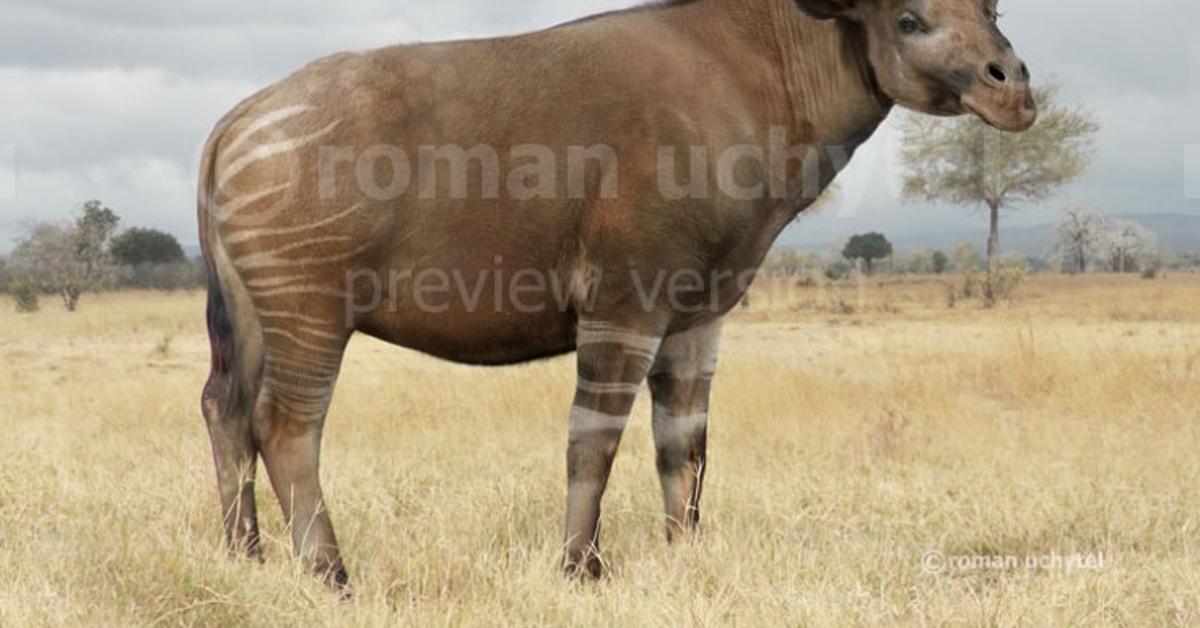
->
1;273;1198;625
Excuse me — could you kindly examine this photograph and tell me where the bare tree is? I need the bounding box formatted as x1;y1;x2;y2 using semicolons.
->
11;200;120;311
1050;206;1109;273
1100;219;1158;273
899;85;1099;305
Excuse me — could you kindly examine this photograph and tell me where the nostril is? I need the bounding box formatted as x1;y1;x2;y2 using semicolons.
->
986;63;1008;84
1019;62;1030;81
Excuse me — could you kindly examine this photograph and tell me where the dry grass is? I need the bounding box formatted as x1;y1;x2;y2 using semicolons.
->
2;274;1199;626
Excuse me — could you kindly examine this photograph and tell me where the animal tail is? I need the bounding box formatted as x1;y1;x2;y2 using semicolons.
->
198;104;265;425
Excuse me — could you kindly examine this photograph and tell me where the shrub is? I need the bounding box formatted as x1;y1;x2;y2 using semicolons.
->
824;260;851;282
932;250;950;274
963;269;982;299
115;260;206;292
991;263;1029;301
12;281;39;313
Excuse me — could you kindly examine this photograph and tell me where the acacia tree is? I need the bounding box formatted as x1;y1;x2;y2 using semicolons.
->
11;200;120;311
899;85;1098;305
842;232;893;275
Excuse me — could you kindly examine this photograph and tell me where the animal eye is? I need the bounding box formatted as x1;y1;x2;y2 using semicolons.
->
898;13;923;34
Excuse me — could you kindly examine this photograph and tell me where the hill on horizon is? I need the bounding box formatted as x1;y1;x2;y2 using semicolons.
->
777;213;1200;257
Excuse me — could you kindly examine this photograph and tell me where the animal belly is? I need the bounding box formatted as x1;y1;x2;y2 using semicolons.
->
358;305;576;365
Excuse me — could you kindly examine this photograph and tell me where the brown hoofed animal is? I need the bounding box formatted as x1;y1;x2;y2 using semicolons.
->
199;0;1035;586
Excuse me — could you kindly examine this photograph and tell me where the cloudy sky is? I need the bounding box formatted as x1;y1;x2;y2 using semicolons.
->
0;0;1197;252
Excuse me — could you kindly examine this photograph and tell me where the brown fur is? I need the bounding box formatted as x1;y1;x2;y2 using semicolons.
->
198;0;1034;586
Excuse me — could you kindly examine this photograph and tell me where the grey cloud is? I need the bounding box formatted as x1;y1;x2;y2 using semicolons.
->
0;1;605;80
0;0;1196;252
0;68;254;170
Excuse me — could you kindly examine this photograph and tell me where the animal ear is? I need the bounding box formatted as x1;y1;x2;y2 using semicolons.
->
793;0;861;20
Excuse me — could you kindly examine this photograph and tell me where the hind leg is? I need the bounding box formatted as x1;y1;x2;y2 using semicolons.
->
254;343;349;587
202;374;262;557
648;321;722;542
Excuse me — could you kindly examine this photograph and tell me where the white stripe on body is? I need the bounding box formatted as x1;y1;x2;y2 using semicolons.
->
257;310;334;326
220;105;315;159
215;183;292;218
223;203;364;244
217;119;341;190
261;328;346;356
245;275;316;289
235;242;374;271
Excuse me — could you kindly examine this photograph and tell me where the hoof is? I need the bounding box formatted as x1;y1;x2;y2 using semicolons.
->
319;563;352;597
563;553;603;580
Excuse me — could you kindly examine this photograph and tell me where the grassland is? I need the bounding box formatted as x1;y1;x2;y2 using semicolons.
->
1;274;1199;626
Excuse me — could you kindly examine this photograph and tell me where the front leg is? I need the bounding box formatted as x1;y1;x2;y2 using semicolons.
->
563;320;662;578
648;320;722;542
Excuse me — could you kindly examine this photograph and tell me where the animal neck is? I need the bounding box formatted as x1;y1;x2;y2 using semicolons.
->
682;0;894;210
767;2;893;146
649;0;895;277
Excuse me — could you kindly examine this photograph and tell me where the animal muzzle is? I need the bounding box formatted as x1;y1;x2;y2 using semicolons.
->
959;53;1037;132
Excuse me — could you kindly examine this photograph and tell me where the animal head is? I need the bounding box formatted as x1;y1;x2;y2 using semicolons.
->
797;0;1037;132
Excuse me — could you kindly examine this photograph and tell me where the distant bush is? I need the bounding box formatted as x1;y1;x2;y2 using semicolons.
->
991;264;1028;301
115;260;205;292
951;243;983;272
12;281;40;313
795;275;819;288
932;250;949;274
762;249;823;276
111;228;186;266
824;260;851;282
963;269;982;299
